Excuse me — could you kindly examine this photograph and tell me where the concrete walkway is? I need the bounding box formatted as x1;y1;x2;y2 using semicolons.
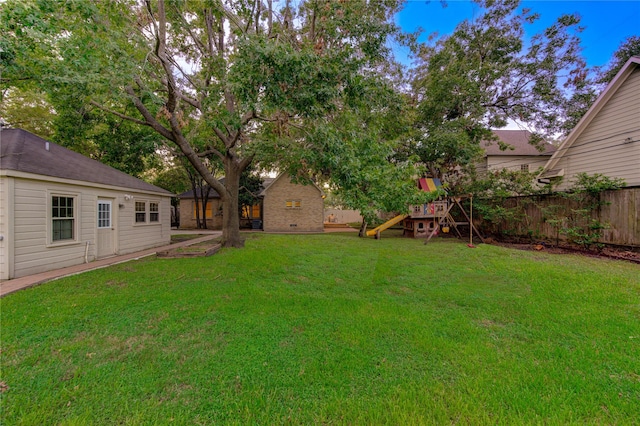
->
0;231;221;297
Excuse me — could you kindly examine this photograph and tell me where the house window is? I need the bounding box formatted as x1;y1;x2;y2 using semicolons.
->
149;202;159;222
97;201;112;228
521;164;529;172
192;201;213;219
135;201;147;223
242;204;261;219
52;196;75;241
285;200;301;209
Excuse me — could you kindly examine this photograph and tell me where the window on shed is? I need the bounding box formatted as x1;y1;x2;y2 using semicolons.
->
521;164;529;172
149;202;159;222
135;201;147;223
52;196;75;241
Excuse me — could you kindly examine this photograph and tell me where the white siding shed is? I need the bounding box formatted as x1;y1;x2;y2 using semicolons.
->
0;129;173;280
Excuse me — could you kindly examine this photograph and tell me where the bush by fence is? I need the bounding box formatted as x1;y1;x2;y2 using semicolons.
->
477;187;640;248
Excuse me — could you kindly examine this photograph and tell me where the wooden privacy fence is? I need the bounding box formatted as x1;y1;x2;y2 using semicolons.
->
477;187;640;248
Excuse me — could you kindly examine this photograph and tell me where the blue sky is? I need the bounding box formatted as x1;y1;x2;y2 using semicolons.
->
395;0;640;68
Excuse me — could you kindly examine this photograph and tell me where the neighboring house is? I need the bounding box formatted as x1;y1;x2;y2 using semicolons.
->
177;177;272;230
261;174;324;233
177;174;324;233
177;187;224;230
540;56;640;190
477;130;556;177
0;129;173;280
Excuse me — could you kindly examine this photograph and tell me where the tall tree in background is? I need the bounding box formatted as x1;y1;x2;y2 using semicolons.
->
409;0;589;182
1;0;403;247
597;36;640;86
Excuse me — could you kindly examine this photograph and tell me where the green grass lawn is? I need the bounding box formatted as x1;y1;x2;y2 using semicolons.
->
1;233;639;424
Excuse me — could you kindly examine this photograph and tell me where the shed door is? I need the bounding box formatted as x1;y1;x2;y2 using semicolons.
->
97;200;115;258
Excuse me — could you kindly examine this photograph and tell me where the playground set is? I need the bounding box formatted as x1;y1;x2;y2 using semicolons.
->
365;178;484;245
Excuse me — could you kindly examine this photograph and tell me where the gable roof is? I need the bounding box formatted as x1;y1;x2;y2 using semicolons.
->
482;130;556;156
0;128;172;195
541;56;640;177
177;177;275;199
259;173;324;197
177;186;221;199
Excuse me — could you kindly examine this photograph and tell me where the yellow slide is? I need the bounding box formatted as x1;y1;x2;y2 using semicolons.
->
366;214;408;237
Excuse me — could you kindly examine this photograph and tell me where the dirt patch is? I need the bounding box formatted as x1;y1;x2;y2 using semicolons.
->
486;239;640;264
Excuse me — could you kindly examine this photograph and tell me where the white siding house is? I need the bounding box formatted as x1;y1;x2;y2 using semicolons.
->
540;56;640;190
0;129;173;280
477;130;556;177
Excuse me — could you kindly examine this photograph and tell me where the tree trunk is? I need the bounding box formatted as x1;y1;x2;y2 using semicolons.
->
221;162;244;248
358;219;368;238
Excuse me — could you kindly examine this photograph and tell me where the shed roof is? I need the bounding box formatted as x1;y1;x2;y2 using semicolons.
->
483;130;556;156
0;128;172;195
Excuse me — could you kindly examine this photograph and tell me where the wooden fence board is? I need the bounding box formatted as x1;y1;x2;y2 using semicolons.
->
479;187;640;248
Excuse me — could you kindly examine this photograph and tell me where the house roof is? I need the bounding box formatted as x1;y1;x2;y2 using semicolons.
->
0;128;172;195
177;177;275;199
482;130;556;156
259;173;324;197
541;56;640;178
177;186;221;199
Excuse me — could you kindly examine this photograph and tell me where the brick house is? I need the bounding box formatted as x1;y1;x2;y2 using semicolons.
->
261;174;324;233
177;187;224;230
177;174;324;232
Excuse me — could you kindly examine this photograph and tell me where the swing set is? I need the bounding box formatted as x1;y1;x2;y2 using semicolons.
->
368;178;484;246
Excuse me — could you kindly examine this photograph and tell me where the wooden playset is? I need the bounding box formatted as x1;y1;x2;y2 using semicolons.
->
366;178;484;244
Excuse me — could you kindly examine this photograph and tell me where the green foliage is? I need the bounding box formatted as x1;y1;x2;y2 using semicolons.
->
410;0;588;177
597;36;640;86
463;168;548;238
0;0;406;247
474;171;627;250
0;87;55;138
558;173;627;250
2;234;639;423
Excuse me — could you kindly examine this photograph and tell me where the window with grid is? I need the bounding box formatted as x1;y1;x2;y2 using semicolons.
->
98;201;111;228
149;202;159;222
285;200;301;209
52;196;75;241
135;201;147;223
521;164;529;172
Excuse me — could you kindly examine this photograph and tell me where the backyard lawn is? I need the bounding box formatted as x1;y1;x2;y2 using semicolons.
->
1;233;639;424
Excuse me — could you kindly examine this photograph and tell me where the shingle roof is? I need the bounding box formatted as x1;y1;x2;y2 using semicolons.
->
178;177;276;199
483;130;556;156
0;128;172;195
177;186;221;199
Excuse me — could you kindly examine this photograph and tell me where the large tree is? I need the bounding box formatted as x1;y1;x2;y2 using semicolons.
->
1;0;403;247
409;0;589;181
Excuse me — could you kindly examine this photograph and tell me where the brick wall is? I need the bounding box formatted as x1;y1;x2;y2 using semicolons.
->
263;175;324;232
178;198;223;230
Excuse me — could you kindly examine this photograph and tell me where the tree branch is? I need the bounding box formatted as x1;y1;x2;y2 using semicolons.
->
124;85;175;141
89;101;149;127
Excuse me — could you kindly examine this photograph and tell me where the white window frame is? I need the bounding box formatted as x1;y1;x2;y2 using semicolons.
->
149;202;159;223
97;200;112;229
48;192;80;246
134;199;162;225
135;200;147;224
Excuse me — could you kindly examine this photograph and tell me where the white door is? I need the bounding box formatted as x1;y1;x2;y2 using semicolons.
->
97;200;115;258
